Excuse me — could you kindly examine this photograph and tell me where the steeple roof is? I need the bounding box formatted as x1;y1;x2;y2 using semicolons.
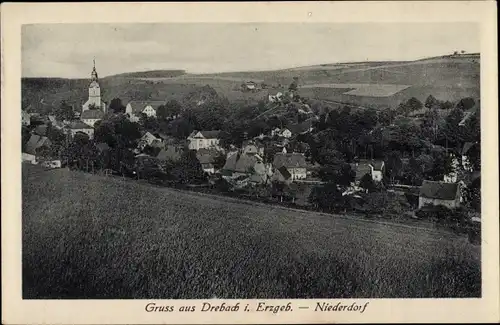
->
91;58;98;81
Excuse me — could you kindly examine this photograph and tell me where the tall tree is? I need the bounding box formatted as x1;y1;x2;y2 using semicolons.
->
55;100;74;121
109;98;126;114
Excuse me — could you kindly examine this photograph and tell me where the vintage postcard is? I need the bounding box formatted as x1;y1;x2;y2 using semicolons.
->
2;1;499;324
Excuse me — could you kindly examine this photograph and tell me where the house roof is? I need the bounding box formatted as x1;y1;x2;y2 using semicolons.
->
458;104;479;126
127;101;165;114
196;148;218;165
67;120;93;129
81;109;104;120
350;163;372;180
22;110;31;119
276;166;292;180
370;160;384;171
188;130;221;139
33;124;48;136
419;180;460;200
24;134;51;155
272;153;307;169
223;152;262;174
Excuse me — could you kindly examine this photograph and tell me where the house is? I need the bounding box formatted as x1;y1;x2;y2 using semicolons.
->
125;101;164;121
47;115;66;129
196;148;220;174
243;81;258;91
271;127;292;139
41;160;62;169
33;124;48;136
271;166;292;184
222;152;270;181
66;120;95;139
80;109;104;127
241;140;265;157
22;134;52;164
370;161;385;182
272;152;307;181
269;92;284;103
350;160;385;183
138;132;161;150
461;142;479;171
458;103;479;126
22;110;31;126
418;180;461;209
443;155;460;183
156;145;183;163
187;130;221;151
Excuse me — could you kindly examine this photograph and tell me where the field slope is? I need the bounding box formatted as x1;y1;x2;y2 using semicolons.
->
22;164;480;299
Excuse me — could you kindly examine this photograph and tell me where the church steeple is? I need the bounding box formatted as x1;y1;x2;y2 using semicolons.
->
91;58;98;82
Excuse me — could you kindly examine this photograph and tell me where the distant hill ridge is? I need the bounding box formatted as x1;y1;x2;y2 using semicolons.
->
107;70;186;79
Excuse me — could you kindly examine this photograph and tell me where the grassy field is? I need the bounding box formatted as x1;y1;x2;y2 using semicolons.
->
22;54;480;112
22;164;481;299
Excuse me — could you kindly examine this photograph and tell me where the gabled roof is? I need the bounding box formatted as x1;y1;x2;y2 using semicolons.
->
350;163;372;180
370;160;385;171
272;153;307;169
33;124;48;136
127;101;165;114
21;110;31;119
419;180;460;200
276;166;292;180
67;120;93;129
24;134;51;155
188;130;221;139
223;152;262;174
81;109;104;120
196;148;219;165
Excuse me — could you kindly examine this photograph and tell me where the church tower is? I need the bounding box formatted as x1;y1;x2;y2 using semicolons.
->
82;59;105;113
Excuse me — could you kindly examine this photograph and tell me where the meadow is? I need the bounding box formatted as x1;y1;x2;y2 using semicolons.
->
22;54;480;112
22;164;481;299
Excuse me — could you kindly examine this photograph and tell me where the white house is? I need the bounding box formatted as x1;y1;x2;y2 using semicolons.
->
66;120;95;139
125;101;164;122
21;110;31;126
138;132;161;150
369;161;385;182
187;130;221;151
271;127;292;139
351;160;385;184
418;180;461;209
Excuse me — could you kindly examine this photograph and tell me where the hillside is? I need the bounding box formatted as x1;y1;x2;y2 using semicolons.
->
23;164;480;299
22;53;480;113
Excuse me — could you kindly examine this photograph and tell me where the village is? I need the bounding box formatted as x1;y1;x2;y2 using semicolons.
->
21;60;481;241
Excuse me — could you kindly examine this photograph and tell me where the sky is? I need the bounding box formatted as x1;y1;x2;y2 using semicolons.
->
22;23;479;78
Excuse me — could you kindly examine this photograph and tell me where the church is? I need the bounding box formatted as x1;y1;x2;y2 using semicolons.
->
81;60;107;127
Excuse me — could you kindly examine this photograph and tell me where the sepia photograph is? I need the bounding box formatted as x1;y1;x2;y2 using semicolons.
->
2;2;498;324
21;22;482;299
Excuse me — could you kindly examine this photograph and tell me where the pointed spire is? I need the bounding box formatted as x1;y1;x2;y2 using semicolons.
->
91;57;98;82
